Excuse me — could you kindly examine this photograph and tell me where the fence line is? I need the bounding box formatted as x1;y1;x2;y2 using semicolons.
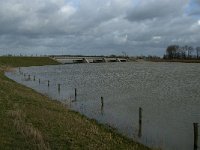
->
17;71;200;150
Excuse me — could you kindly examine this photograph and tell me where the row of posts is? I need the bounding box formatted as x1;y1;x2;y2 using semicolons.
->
21;70;104;111
19;68;199;149
21;71;78;100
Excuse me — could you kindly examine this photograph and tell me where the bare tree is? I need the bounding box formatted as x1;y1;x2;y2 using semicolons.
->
166;45;179;59
196;47;200;59
164;45;200;60
179;46;186;59
188;46;194;59
183;45;189;58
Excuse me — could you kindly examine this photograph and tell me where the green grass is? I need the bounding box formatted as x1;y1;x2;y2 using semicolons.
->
0;56;59;67
0;56;151;150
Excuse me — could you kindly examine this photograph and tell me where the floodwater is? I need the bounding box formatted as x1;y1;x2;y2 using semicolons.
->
5;62;200;150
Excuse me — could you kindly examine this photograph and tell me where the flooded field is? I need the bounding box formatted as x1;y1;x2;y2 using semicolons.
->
6;62;200;150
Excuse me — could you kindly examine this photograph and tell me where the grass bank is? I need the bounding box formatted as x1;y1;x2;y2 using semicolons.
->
0;56;151;150
0;56;60;67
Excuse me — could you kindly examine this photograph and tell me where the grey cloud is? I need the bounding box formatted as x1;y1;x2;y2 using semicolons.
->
0;0;199;56
126;0;189;21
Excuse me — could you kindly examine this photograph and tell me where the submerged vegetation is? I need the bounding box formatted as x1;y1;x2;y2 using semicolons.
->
0;56;150;149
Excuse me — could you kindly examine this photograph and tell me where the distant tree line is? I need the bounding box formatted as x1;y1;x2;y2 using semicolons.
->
164;45;200;59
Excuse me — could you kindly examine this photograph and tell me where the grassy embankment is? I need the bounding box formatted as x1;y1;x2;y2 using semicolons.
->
0;56;150;150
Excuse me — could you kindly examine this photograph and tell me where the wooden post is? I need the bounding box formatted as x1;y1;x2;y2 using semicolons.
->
28;75;31;80
48;80;50;87
138;107;142;138
39;79;40;84
33;76;35;81
101;96;104;107
58;84;61;92
100;96;104;115
193;123;198;150
75;88;77;100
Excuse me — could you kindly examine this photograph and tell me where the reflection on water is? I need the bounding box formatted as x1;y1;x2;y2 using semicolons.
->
6;62;200;150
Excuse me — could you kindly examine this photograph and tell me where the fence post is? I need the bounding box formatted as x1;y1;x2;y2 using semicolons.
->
101;96;104;108
75;88;77;100
48;80;50;87
39;79;40;84
33;76;35;81
138;107;142;138
58;84;61;92
193;123;198;150
100;96;104;115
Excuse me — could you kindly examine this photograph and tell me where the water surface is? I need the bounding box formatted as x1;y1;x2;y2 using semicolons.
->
6;62;200;150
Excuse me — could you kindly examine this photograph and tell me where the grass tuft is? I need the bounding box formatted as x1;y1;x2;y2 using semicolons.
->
8;108;50;150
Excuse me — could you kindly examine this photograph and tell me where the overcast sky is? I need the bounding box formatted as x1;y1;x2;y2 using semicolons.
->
0;0;200;56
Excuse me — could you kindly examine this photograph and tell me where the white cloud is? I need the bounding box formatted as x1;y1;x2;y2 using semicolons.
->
59;4;76;18
198;20;200;25
153;36;161;40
